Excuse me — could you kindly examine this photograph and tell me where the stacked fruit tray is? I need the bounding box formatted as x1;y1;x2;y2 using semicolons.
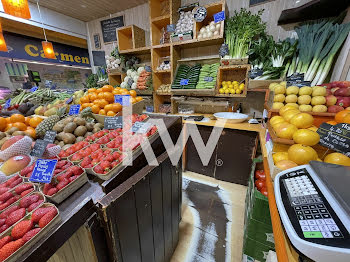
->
195;63;220;89
172;64;202;89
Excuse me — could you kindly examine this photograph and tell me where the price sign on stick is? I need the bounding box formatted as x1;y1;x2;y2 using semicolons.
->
180;79;189;85
43;131;57;144
30;140;49;158
104;116;123;130
4;99;10;109
317;123;350;156
213;11;225;23
69;105;81;115
114;95;130;106
132;122;152;133
30;159;58;184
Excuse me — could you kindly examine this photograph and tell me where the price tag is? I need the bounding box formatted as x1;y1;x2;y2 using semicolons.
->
69;104;81;115
43;131;57;144
204;76;214;82
65;97;73;104
29;159;58;184
30;86;38;92
194;6;207;22
132;122;152;133
180;79;189;86
127;78;134;87
213;11;225;23
104;116;123;130
145;65;152;73
317;123;350;156
286;73;304;82
114;95;130;106
30;139;49;158
167;24;176;33
4;99;11;109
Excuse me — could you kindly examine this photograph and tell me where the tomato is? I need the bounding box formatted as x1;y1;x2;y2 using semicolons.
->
255;179;265;190
255;170;266;180
260;187;268;197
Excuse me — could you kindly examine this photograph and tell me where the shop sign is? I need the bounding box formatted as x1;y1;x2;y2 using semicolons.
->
30;139;49;158
213;11;225;23
114;95;130;106
30;159;58;184
317;123;350;156
204;76;213;82
104;116;123;130
69;105;81;115
0;32;90;67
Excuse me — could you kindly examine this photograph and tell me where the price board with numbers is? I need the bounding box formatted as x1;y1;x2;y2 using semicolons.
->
104;116;123;130
317;123;350;156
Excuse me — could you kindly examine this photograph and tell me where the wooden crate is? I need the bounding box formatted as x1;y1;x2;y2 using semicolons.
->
216;64;250;97
248;79;284;89
108;71;126;87
117;25;146;51
220;57;248;66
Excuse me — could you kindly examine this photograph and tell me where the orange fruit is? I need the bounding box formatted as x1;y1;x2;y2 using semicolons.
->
129;90;137;98
107;111;116;116
5;118;11;124
120;91;130;96
112;89;121;95
91;105;100;114
0;117;7;131
96;88;103;93
102;85;113;92
326;120;338;125
343;114;350;124
97;92;105;100
13;122;27;131
80;96;90;104
88;88;97;93
81;103;90;109
136;96;143;102
98;99;108;109
99;109;106;115
89;93;98;101
5;123;13;131
10;114;25;123
104;92;114;103
335;110;350;123
25;127;36;138
288;144;318;165
25;117;30;126
104;104;113;112
131;97;137;104
112;103;122;113
29;117;43;128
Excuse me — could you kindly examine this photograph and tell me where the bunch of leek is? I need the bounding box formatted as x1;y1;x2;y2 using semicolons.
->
224;8;266;59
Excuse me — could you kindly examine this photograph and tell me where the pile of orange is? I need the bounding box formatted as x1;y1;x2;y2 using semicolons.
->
0;114;44;138
79;85;143;116
327;109;350;125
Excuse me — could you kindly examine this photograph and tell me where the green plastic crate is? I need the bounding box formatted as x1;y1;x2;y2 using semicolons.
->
243;236;274;262
246;215;275;249
249;188;271;226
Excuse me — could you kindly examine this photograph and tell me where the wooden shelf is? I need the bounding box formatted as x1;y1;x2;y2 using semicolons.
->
154;69;171;73
171;88;216;97
152;43;171;49
119;46;151;55
267;122;295;145
151;14;170;25
117;25;146;52
172;36;224;49
177;55;220;62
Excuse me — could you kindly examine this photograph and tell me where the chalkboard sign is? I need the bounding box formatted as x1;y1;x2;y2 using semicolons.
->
93;34;101;49
317;123;350;156
100;16;124;43
92;51;106;67
194;6;207;22
250;0;276;6
30;159;58;184
249;69;264;79
30;139;49;158
104;116;123;130
44;131;57;144
132;122;152;134
219;44;229;58
145;65;152;73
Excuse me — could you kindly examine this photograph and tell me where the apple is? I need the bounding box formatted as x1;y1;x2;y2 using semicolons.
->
326;89;332;96
336;97;350;108
334;87;350;97
331;87;340;94
328;105;344;113
326;95;337;106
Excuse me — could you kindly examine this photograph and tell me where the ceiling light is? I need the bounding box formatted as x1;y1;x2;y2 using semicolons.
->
1;0;31;19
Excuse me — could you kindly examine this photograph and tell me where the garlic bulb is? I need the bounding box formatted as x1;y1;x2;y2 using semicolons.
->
213;30;219;36
207;31;213;38
209;25;216;32
202;32;208;38
198;34;203;40
215;23;221;30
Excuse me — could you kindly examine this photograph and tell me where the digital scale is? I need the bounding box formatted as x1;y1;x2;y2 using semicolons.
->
274;161;350;262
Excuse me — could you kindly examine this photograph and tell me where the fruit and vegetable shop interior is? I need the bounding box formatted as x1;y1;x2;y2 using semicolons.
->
0;0;349;262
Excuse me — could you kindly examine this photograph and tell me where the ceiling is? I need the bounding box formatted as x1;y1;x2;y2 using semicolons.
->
29;0;147;22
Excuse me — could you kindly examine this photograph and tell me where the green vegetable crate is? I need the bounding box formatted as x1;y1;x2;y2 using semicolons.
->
243;236;273;262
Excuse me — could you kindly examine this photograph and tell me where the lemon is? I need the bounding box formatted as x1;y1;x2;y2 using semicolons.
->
227;81;232;85
219;88;225;94
236;89;242;94
229;84;234;89
222;81;226;85
233;81;238;85
229;89;235;94
224;89;230;94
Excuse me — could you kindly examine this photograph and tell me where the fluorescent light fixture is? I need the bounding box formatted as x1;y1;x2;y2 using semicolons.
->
12;59;91;70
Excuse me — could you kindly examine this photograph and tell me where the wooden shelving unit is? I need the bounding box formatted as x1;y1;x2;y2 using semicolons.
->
117;25;146;51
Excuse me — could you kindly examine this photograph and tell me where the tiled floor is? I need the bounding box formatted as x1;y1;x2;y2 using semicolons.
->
171;171;247;262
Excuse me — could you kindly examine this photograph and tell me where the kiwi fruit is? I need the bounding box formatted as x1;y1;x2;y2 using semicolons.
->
63;123;77;133
74;126;87;137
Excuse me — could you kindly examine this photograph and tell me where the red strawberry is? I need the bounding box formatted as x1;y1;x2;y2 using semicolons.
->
112;152;121;160
70;166;82;176
19;195;40;208
0;206;19;219
0;224;8;233
38;208;57;228
94;165;103;174
11;220;33;239
0;192;13;202
0;239;24;260
71;153;80;161
69;176;78;182
5;176;19;187
0;197;18;210
22;228;41;243
100;161;111;170
104;155;114;162
43;184;54;195
56;179;69;191
28;199;44;212
14;184;33;195
0;219;4;227
47;188;58;196
9;178;22;189
0;188;8;195
20;165;34;177
20;188;34;197
32;208;50;223
0;236;11;249
5;208;26;226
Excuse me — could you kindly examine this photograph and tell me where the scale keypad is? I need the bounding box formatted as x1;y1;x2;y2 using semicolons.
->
283;175;344;239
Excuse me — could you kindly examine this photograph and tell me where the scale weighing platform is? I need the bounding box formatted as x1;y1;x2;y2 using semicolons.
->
274;161;350;262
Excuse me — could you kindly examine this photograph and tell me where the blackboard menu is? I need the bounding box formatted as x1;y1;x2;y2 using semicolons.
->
104;117;123;130
317;123;350;156
100;16;124;43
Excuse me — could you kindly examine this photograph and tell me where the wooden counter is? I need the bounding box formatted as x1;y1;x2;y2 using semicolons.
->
182;116;298;262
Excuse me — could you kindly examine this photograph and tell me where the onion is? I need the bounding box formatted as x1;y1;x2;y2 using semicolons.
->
200;27;206;34
202;32;208;38
198;34;203;40
206;26;210;32
215;23;221;30
210;21;215;26
207;31;213;38
213;30;219;36
209;25;216;32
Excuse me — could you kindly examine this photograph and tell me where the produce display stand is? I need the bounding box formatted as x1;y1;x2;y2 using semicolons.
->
108;70;126;87
117;25;146;52
13;115;182;262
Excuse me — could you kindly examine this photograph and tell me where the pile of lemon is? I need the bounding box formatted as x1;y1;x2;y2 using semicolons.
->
219;81;245;95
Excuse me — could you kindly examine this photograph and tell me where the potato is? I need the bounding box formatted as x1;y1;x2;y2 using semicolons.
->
63;116;74;125
56;132;65;141
7;127;19;135
62;133;76;144
94;123;103;129
0;137;10;148
0;132;6;140
74;126;87;137
58;141;65;147
13;131;26;136
63;123;77;133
